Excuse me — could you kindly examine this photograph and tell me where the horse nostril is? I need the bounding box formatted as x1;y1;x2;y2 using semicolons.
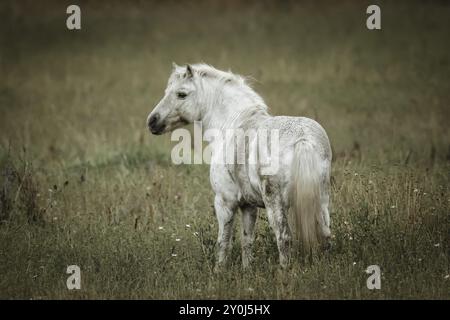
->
148;113;160;128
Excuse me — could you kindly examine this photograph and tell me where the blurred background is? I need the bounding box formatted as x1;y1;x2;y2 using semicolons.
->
1;0;449;165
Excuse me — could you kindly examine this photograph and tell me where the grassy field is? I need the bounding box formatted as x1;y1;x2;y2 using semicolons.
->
0;0;449;299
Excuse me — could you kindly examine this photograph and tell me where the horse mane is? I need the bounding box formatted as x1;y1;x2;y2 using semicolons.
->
171;63;269;117
194;63;268;113
191;63;245;85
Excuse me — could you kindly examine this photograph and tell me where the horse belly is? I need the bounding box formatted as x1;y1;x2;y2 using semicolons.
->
237;164;265;207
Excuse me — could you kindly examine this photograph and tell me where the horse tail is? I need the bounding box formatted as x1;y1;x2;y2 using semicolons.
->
290;140;323;254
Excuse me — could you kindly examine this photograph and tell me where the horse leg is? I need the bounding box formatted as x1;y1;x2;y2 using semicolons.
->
262;181;291;268
214;195;237;271
240;205;257;269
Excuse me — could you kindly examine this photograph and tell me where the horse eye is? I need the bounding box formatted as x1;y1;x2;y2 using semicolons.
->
177;92;188;99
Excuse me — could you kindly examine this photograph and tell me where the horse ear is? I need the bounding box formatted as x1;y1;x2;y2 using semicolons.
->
172;62;179;70
186;64;194;78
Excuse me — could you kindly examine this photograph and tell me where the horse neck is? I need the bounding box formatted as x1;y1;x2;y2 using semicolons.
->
201;83;269;131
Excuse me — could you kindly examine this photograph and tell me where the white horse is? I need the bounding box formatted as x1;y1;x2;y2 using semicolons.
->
147;63;332;269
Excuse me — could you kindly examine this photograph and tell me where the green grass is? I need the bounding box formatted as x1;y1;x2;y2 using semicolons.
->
0;0;449;299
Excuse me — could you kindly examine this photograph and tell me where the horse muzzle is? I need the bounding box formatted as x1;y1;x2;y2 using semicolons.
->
147;113;166;135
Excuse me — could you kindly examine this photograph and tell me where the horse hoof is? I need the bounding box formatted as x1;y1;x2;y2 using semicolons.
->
323;239;332;251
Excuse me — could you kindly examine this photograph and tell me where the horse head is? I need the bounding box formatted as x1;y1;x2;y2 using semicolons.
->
147;63;202;135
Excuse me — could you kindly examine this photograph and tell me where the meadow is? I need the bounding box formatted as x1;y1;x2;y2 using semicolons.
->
0;0;449;299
